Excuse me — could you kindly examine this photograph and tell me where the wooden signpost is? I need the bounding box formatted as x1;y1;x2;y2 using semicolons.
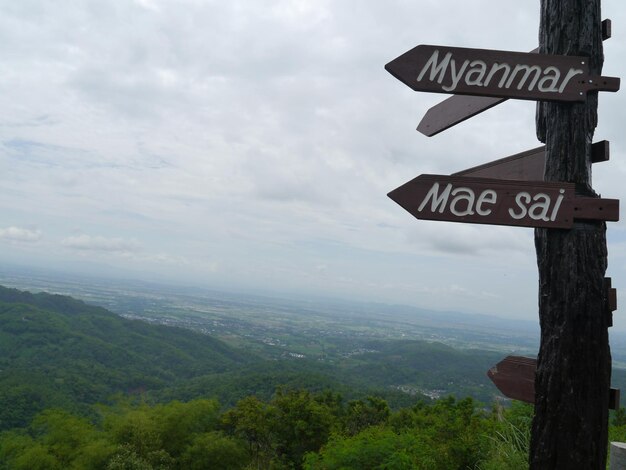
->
388;174;618;229
384;3;620;467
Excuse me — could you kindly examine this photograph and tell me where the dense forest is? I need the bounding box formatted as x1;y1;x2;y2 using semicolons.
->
3;285;626;468
1;391;533;470
0;285;503;431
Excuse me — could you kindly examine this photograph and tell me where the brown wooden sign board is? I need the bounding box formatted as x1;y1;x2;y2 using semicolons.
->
452;141;609;181
386;45;619;103
417;94;505;137
388;174;619;229
488;355;620;410
488;356;536;404
416;20;613;136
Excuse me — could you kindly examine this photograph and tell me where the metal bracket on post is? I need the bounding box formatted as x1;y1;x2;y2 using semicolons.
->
604;277;617;327
583;76;621;93
603;19;612;41
611;388;621;411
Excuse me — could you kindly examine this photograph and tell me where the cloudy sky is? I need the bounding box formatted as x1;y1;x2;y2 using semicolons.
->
2;0;626;327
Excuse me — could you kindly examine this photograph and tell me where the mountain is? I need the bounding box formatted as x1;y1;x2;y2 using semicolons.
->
0;285;252;430
0;284;539;432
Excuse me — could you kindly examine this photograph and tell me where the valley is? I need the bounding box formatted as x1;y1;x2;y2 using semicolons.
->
3;264;626;411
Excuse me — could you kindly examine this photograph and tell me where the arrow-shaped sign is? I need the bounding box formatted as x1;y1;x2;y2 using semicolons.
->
388;174;619;229
488;355;620;410
386;45;619;103
415;20;613;136
417;94;506;137
452;141;609;181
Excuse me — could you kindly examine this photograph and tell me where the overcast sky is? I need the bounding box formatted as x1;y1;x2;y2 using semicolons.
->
2;0;626;328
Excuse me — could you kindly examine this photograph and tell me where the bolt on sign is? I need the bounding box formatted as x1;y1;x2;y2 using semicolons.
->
388;175;619;229
385;45;620;102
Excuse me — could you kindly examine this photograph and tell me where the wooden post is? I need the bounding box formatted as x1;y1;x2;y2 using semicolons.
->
530;1;611;469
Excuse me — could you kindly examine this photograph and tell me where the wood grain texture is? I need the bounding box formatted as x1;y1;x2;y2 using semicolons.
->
530;1;611;469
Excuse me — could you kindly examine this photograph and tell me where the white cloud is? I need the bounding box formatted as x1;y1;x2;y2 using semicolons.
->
62;235;141;254
0;0;625;322
0;226;41;243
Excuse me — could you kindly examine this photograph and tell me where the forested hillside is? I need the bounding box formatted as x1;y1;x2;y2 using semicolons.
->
5;388;626;470
0;391;534;470
0;286;253;430
0;285;513;431
4;285;626;468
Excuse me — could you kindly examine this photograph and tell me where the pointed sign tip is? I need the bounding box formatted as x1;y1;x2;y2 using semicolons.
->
416;120;438;137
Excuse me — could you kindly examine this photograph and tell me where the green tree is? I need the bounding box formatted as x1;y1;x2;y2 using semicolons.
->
71;438;117;470
344;396;390;435
303;426;420;470
0;431;61;470
11;444;63;470
106;445;155;470
221;396;276;468
613;407;626;427
305;396;490;470
105;405;163;458
179;431;250;470
153;399;220;458
270;388;336;468
0;409;116;470
30;409;99;466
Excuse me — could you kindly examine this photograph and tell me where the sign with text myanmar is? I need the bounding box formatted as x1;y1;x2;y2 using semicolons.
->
388;175;619;229
385;45;619;102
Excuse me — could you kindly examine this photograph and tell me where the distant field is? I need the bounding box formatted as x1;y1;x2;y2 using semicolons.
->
3;265;626;407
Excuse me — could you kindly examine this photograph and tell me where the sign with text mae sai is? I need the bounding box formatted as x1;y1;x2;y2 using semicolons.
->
388;175;619;229
385;45;619;102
